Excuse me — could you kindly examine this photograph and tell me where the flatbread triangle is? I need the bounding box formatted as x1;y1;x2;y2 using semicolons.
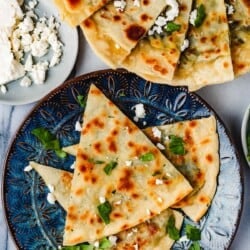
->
63;84;192;245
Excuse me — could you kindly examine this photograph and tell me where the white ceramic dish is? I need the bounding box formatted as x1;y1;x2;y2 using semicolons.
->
0;0;79;105
241;104;250;166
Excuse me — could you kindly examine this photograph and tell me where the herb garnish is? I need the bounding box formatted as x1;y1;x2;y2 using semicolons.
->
77;95;87;108
31;128;67;158
169;135;186;155
99;237;112;249
194;4;206;27
89;158;105;164
139;152;155;162
61;242;94;250
185;224;201;241
189;241;201;250
97;200;112;224
165;22;181;34
166;215;180;240
104;161;118;175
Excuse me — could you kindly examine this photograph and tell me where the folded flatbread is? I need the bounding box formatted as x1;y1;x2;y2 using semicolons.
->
64;116;219;222
29;161;72;211
172;0;234;91
80;0;167;68
63;84;192;245
122;0;192;82
30;161;184;249
227;0;250;77
144;116;219;221
53;0;111;26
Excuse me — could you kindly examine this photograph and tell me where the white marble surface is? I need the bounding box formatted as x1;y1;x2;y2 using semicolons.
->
0;31;250;250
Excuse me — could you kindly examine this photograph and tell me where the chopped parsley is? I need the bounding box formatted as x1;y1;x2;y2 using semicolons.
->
194;4;206;27
104;161;118;175
97;200;112;224
61;242;94;250
169;135;186;155
189;241;201;250
185;224;201;241
139;152;155;162
164;22;181;34
77;95;87;108
88;158;105;164
99;237;112;249
31;128;67;158
166;215;180;240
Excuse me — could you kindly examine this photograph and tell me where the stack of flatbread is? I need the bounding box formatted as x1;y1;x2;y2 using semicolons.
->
53;0;250;90
30;84;219;248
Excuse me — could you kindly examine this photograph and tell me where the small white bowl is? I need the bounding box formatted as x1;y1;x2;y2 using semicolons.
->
241;104;250;166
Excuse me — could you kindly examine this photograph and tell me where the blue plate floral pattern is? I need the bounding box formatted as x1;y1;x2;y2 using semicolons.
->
3;69;242;249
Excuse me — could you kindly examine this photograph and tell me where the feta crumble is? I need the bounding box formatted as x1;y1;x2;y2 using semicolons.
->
157;142;165;150
226;4;234;15
133;103;146;121
70;161;76;170
155;179;163;185
75;121;82;132
47;192;56;204
24;164;33;171
99;196;106;204
189;9;197;26
114;0;126;12
125;160;132;166
133;0;140;7
152;127;161;138
0;85;7;94
48;184;54;193
108;235;118;245
181;38;189;52
20;75;31;87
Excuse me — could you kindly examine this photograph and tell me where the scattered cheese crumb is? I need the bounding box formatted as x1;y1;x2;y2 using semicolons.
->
189;9;197;26
70;161;75;170
20;75;31;87
108;235;118;245
155;179;163;185
157;143;165;150
133;103;146;121
181;38;189;52
226;4;234;15
24;164;33;172
99;196;106;204
125;160;132;166
0;85;7;94
114;200;122;205
47;192;56;204
152;127;161;138
133;0;140;7
93;241;99;248
114;0;126;12
75;121;82;132
47;184;54;193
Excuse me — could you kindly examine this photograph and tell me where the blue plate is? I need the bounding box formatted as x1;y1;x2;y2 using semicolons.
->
3;69;242;249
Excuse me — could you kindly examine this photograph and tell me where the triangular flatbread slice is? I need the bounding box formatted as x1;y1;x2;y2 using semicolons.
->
227;0;250;76
63;84;192;245
172;0;234;91
80;0;167;68
144;116;219;221
53;0;111;27
30;161;184;249
63;116;219;222
122;0;192;82
29;161;72;211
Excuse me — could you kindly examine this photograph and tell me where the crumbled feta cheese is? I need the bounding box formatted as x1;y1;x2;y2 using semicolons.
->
0;85;7;94
125;160;132;166
165;135;170;141
133;103;146;119
20;75;31;87
24;164;32;172
114;200;122;205
70;161;76;169
152;127;161;138
47;184;55;193
47;192;56;204
75;121;82;132
58;245;62;250
226;4;234;15
28;0;38;9
189;9;197;26
93;241;99;248
133;0;140;7
31;40;49;57
143;121;147;126
181;38;189;52
114;0;126;12
157;143;165;150
108;235;118;245
24;54;33;71
99;196;106;204
165;0;179;21
31;61;48;84
127;232;134;238
155;179;163;185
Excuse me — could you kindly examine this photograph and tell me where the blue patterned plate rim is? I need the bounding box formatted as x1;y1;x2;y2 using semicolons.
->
2;69;243;250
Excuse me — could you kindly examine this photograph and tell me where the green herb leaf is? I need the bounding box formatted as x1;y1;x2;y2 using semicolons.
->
97;201;112;224
169;135;185;155
185;224;201;241
61;242;94;250
31;128;67;159
77;95;86;108
166;215;180;240
104;161;118;175
189;241;201;250
194;4;206;27
139;152;155;162
99;237;112;249
164;22;181;33
89;158;105;164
